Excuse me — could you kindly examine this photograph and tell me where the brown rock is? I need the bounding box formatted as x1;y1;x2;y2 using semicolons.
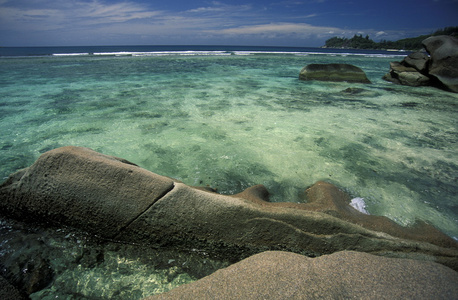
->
0;146;175;238
1;147;457;271
117;180;458;269
145;251;458;300
235;181;457;250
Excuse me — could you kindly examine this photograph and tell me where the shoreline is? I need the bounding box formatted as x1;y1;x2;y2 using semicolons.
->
0;45;410;58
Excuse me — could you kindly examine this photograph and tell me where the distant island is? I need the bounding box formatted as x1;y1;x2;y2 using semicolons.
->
323;26;457;51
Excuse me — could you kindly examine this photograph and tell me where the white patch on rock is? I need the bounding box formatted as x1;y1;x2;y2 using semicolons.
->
350;197;370;215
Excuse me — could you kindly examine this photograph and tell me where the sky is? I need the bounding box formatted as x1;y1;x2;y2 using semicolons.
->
0;0;457;47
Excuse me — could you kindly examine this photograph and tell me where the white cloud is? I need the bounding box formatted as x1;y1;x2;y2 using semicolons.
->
81;1;159;21
186;2;252;16
0;0;161;30
187;6;226;13
207;22;341;37
0;0;414;46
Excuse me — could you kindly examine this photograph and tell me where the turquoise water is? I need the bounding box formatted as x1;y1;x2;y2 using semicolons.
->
0;47;457;297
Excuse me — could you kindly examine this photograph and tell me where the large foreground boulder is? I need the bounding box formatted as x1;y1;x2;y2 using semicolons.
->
0;146;175;238
1;146;457;271
145;251;458;300
299;63;371;83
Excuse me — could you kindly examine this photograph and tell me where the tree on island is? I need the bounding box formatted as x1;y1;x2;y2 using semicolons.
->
324;34;376;49
324;26;458;50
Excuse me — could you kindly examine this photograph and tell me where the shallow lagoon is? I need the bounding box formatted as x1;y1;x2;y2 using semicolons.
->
0;47;457;297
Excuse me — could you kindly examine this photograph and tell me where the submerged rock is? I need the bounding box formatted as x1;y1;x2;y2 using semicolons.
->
145;251;458;300
299;63;371;83
0;146;457;271
0;254;54;297
341;87;367;94
0;275;27;300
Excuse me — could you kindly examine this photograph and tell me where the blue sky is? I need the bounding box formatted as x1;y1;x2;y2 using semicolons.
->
0;0;457;47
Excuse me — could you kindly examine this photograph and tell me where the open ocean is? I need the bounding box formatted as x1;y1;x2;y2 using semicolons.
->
0;45;457;298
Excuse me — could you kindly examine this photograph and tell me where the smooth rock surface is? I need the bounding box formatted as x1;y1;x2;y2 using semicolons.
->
0;146;175;238
299;63;371;83
403;51;429;72
422;35;458;92
384;35;458;92
1;146;457;271
145;250;458;300
423;35;458;61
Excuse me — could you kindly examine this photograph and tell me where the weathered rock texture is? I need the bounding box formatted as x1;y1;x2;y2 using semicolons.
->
0;146;175;238
403;51;429;72
384;35;458;92
383;61;431;87
423;35;458;92
145;251;458;300
1;146;457;271
299;63;371;83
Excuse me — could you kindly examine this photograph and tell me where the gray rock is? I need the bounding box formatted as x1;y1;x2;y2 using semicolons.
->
397;71;431;86
423;35;458;61
299;63;371;83
145;250;458;300
1;147;457;271
402;51;429;73
383;62;431;87
383;35;458;92
422;35;458;92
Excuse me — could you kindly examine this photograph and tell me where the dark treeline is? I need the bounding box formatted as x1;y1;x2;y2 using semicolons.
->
324;26;458;50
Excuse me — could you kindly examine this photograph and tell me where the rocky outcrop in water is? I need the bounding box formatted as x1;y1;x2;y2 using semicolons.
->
383;35;458;92
423;35;458;92
383;60;431;87
145;250;458;300
0;146;457;271
299;63;371;83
